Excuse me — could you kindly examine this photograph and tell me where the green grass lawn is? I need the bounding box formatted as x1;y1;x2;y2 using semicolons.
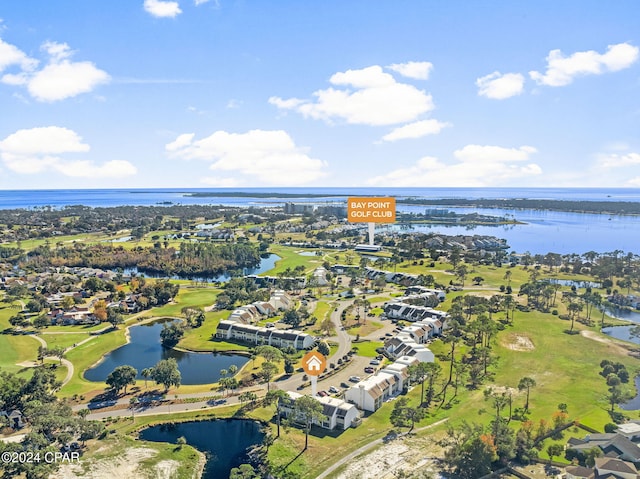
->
178;310;249;352
266;245;324;275
59;328;127;397
352;340;384;358
40;332;92;350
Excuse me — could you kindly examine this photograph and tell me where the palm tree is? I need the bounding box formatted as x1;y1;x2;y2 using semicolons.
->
141;368;152;389
518;377;536;412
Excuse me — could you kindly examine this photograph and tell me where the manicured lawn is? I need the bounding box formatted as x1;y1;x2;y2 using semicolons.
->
177;309;250;352
40;332;92;350
266;245;324;275
352;340;384;358
59;328;127;397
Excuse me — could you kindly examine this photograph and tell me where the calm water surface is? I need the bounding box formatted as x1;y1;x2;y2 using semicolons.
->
139;419;264;479
84;320;248;384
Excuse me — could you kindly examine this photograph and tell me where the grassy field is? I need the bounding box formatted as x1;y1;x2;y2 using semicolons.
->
266;245;325;275
59;328;127;397
40;332;92;350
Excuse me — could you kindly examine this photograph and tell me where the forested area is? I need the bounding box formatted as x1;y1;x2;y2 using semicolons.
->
22;242;262;277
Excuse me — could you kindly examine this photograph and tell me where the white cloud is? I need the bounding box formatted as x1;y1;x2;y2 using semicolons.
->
381;119;451;142
0;39;109;101
530;42;639;87
0;38;37;73
270;65;434;126
627;177;640;187
166;129;328;185
476;72;525;99
387;61;433;80
454;144;537;163
144;0;182;17
54;160;137;178
28;58;110;102
0;126;136;177
367;144;540;187
596;152;640;168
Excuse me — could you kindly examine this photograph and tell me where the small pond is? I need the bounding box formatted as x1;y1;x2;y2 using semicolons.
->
297;250;320;256
139;419;264;478
120;253;279;283
84;320;248;384
620;376;640;411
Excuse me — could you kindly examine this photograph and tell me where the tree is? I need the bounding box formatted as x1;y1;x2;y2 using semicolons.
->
160;322;184;347
441;423;496;479
141;368;152;389
230;463;260;479
260;362;278;392
546;443;563;463
518;377;537;413
239;391;258;408
255;345;283;363
282;309;301;328
472;276;484;286
176;436;187;450
151;358;181;392
316;341;330;357
390;397;426;433
107;308;123;329
607;385;632;412
106;365;138;395
292;395;326;450
265;389;288;437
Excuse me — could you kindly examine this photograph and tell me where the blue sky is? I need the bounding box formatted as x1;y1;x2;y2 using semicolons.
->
1;1;640;189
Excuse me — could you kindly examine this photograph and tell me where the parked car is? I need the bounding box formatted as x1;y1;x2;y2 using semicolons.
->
341;382;350;388
349;376;361;383
318;390;328;397
329;386;340;394
364;367;375;374
369;359;380;365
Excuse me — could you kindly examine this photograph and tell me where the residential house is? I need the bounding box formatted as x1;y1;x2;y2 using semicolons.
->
404;286;446;301
0;409;25;429
617;422;640;441
215;321;314;350
344;372;400;412
567;433;640;464
281;392;360;430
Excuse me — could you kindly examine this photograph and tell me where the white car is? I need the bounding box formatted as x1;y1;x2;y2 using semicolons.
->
349;376;361;383
369;359;380;365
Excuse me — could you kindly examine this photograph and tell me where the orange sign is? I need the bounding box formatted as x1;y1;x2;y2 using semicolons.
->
302;351;326;376
347;197;396;223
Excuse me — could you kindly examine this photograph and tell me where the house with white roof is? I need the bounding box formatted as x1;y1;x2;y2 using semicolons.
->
344;371;399;412
281;392;360;430
215;321;314;350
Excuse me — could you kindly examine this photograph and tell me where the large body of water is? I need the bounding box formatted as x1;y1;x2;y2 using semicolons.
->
84;320;248;385
139;419;264;479
3;187;640;255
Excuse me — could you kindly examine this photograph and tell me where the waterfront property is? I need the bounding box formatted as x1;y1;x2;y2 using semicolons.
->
281;391;361;430
215;320;315;350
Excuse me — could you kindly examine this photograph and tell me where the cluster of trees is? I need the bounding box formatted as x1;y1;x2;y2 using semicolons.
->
0;204;238;241
0;367;104;478
24;241;261;277
440;403;571;478
107;358;181;395
216;278;269;310
599;359;633;417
